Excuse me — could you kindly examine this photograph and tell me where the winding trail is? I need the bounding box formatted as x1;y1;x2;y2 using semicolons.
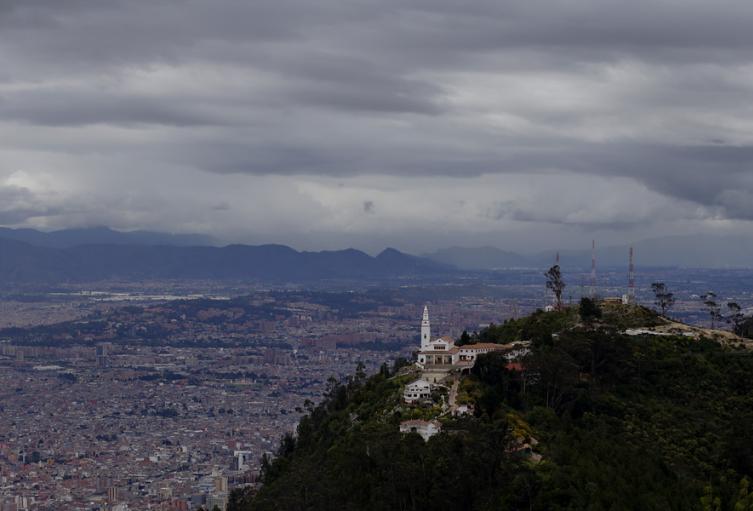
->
448;377;459;414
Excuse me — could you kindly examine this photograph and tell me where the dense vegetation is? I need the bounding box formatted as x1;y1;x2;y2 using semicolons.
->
230;306;753;511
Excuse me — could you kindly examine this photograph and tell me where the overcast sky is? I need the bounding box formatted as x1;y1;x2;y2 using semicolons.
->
1;0;753;253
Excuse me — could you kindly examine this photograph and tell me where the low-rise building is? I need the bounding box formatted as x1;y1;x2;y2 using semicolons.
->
414;307;509;382
457;343;508;363
399;420;441;441
403;379;432;403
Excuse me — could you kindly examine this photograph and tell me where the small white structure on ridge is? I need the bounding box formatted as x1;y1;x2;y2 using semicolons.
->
416;306;507;381
399;419;442;441
403;379;432;403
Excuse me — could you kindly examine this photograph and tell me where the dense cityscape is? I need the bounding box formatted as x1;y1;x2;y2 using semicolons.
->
1;266;751;510
0;283;515;510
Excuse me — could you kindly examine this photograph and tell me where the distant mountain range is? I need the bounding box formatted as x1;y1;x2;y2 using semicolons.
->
0;227;751;285
424;235;753;270
0;226;215;248
0;231;450;284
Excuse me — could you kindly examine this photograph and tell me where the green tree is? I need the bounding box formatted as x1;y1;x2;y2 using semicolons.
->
579;297;602;323
703;292;723;329
701;485;722;511
545;264;565;310
651;282;675;316
728;302;745;334
734;478;753;511
354;361;366;384
738;317;753;340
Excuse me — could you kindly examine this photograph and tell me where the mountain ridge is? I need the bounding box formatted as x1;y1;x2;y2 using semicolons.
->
0;226;215;248
424;234;753;269
0;238;451;284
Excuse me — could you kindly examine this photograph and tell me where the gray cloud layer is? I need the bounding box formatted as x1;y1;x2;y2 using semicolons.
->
1;0;752;250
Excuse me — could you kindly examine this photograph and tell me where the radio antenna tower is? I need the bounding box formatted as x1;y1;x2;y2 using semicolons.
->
590;240;597;298
628;246;635;303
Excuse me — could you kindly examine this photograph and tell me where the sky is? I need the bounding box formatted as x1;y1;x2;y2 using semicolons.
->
1;0;753;254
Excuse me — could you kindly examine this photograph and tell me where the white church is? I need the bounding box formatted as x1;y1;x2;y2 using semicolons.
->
413;305;507;382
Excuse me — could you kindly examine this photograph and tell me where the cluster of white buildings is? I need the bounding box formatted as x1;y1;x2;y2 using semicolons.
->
414;306;510;383
400;306;527;440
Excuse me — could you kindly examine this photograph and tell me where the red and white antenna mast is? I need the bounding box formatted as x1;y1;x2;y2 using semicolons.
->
628;246;635;303
590;240;596;298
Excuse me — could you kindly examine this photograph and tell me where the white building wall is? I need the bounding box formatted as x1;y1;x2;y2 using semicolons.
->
421;306;431;350
403;380;432;403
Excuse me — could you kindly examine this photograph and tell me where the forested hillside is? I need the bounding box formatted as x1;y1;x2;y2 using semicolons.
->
229;305;753;511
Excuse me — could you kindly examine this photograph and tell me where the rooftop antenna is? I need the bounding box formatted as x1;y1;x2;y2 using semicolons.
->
628;246;635;303
590;240;597;298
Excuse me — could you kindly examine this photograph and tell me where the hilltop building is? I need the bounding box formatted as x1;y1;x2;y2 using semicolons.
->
399;419;442;441
415;306;509;382
403;379;432;403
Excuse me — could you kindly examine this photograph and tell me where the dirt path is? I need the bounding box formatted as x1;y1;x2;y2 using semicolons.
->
448;378;459;414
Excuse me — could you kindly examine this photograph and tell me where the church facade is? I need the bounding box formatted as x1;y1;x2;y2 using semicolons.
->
415;306;508;379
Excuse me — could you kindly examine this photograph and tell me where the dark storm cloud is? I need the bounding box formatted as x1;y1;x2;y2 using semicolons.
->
0;185;62;223
7;1;753;65
1;0;753;234
561;143;753;220
0;88;221;126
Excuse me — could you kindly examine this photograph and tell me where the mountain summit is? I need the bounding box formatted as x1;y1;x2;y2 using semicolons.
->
232;302;753;510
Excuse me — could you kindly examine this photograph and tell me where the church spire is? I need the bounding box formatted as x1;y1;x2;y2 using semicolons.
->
421;305;431;350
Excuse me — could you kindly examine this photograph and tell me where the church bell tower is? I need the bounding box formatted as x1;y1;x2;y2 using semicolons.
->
421;305;431;350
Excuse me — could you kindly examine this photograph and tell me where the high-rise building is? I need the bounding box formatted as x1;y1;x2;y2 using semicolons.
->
95;343;112;368
214;475;228;493
234;450;253;471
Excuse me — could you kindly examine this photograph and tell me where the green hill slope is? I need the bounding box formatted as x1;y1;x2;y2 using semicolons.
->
230;305;753;511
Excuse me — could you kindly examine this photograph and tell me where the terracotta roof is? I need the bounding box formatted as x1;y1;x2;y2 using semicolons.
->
400;419;433;426
460;343;507;350
506;362;525;372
